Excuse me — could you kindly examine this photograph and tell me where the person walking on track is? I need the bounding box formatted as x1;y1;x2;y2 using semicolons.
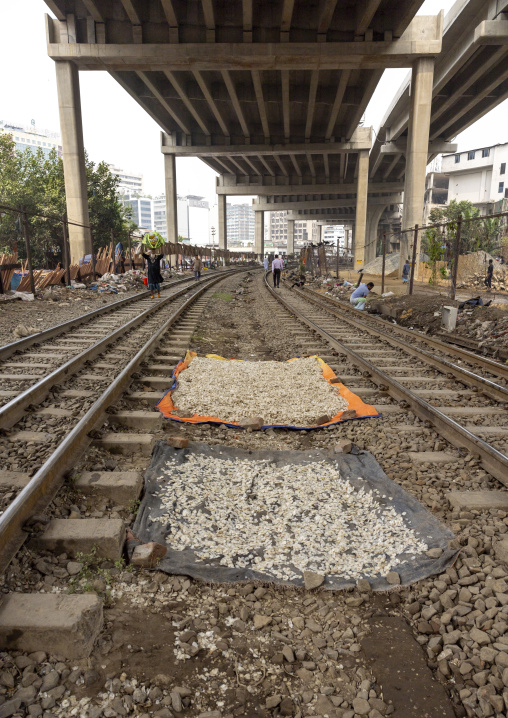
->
193;255;203;281
272;255;284;288
264;256;269;271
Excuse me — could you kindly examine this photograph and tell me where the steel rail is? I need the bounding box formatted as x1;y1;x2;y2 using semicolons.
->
0;269;248;574
0;274;196;361
291;287;508;404
300;286;508;381
265;275;508;486
0;272;237;431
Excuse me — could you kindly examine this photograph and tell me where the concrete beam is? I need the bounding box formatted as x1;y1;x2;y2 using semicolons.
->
217;181;403;196
474;20;508;46
253;194;402;211
161;127;372;156
255;211;264;256
380;140;457;154
47;15;443;70
164;152;178;244
218;194;227;251
287;212;355;221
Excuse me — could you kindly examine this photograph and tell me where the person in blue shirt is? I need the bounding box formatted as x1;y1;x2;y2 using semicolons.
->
114;242;125;274
350;282;374;310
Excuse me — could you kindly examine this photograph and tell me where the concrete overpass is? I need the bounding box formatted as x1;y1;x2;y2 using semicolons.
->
369;0;508;264
44;0;442;264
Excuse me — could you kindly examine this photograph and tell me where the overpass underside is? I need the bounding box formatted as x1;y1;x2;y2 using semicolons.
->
44;0;443;266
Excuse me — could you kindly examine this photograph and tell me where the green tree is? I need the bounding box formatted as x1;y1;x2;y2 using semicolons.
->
426;199;500;255
0;133;136;266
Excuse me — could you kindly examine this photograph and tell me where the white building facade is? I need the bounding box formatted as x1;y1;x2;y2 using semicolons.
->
442;142;508;214
226;203;255;246
120;196;154;232
0;120;62;159
109;165;143;195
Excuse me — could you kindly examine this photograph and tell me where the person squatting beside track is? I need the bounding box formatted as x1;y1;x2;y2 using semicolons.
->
350;281;374;310
272;254;284;288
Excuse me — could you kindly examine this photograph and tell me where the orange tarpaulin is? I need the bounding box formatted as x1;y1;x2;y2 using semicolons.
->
157;353;381;430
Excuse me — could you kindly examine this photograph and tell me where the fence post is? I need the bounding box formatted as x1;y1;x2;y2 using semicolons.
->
409;224;419;296
381;233;386;295
450;215;462;300
128;230;134;271
21;212;36;296
62;213;71;287
336;236;339;282
90;230;97;282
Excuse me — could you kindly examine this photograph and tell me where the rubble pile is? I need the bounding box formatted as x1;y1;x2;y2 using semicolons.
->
462;268;508;293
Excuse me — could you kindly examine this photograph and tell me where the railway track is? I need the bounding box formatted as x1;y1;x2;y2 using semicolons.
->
264;274;508;486
0;267;251;573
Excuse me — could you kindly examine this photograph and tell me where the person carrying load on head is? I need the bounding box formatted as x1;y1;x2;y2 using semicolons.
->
139;244;164;299
350;282;374;310
142;231;165;252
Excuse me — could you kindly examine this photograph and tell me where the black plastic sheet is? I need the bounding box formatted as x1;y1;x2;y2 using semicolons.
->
131;441;457;591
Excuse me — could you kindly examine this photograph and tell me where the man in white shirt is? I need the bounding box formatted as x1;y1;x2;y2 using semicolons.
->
350;282;374;310
272;255;284;288
263;256;269;271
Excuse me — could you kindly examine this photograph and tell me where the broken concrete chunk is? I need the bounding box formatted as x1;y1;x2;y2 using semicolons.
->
131;542;168;568
313;415;331;426
237;416;264;431
341;409;357;420
166;437;189;449
334;440;352;454
304;571;325;590
386;571;401;585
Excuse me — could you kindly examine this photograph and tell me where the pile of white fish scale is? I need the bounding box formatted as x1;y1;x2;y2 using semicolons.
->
171;356;348;425
154;454;428;581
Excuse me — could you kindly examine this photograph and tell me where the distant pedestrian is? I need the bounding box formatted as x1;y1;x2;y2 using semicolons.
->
264;256;269;271
115;242;125;274
485;259;494;290
142;249;164;299
193;256;203;281
272;255;284;288
350;282;374;310
402;259;411;283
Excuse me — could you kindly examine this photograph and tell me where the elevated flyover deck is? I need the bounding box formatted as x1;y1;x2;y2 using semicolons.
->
368;0;508;264
44;0;442;265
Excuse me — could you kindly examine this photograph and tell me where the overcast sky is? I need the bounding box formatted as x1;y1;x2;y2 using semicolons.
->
1;0;507;209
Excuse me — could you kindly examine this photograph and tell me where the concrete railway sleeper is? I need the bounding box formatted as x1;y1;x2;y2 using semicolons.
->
0;268;249;574
300;286;508;385
0;273;199;364
265;275;508;487
0;273;233;429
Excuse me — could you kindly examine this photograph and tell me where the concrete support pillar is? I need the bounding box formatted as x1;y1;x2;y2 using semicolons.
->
254;211;264;258
365;205;387;265
287;219;294;255
164;154;178;244
55;61;90;262
354;150;369;270
218;195;227;251
401;57;435;276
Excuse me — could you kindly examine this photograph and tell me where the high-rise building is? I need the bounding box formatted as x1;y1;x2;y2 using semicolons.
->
120;195;154;232
109;165;144;195
226;203;254;246
0;120;62;159
153;196;167;238
266;210;311;252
